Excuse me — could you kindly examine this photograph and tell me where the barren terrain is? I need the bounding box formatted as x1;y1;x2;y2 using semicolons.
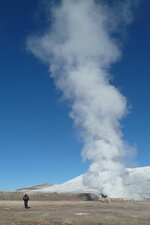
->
0;198;150;225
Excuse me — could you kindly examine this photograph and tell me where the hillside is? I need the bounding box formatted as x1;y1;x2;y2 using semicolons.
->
15;166;150;199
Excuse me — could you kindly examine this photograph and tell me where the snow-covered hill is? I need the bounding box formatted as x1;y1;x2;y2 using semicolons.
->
37;175;96;194
31;166;150;198
16;166;150;199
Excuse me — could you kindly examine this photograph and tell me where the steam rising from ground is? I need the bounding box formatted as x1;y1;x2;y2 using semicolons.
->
27;0;140;199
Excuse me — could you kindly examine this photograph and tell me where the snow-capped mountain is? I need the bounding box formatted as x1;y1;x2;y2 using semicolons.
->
32;166;150;198
16;166;150;199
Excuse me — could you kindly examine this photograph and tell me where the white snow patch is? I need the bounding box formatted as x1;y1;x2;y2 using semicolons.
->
74;213;89;216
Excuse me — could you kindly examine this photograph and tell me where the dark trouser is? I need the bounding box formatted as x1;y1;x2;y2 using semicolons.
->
24;201;28;208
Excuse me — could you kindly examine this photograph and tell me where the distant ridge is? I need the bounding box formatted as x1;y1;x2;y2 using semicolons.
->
16;183;53;192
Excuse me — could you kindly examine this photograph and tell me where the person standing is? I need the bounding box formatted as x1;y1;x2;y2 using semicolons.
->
23;194;29;208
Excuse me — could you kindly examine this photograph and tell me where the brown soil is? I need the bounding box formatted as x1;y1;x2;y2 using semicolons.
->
0;200;150;225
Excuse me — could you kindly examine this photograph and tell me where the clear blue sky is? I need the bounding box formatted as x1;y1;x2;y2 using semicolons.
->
0;0;150;190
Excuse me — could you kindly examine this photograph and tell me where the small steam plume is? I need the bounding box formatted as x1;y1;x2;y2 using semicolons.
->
27;0;139;198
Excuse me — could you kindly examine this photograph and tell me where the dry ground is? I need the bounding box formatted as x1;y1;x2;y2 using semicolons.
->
0;200;150;225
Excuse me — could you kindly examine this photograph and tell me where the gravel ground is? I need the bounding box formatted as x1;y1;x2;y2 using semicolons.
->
0;200;150;225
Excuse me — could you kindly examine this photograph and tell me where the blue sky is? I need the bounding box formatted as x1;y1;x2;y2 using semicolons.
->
0;0;150;190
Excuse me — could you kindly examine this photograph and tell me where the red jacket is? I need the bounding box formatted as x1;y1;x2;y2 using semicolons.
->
23;195;29;202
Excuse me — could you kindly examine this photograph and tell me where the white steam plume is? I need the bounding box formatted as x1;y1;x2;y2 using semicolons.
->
27;0;139;198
